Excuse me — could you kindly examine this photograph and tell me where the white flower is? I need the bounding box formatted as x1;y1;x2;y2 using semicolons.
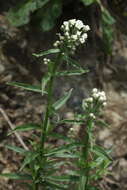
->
54;19;90;54
43;58;50;65
69;19;76;25
102;102;107;107
89;113;96;119
75;20;84;29
92;88;98;94
86;97;93;103
92;93;99;99
72;35;78;40
84;25;90;31
77;31;82;36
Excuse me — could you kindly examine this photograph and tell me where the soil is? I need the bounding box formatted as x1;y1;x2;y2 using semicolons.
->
0;12;127;190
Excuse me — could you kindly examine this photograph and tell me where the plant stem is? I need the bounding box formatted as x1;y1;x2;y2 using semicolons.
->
79;120;93;190
33;183;38;190
41;54;61;155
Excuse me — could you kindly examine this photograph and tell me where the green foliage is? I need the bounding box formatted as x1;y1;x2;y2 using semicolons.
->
81;0;96;6
32;48;60;57
52;88;73;110
7;82;44;93
7;0;61;31
101;7;116;54
2;19;112;190
7;0;50;27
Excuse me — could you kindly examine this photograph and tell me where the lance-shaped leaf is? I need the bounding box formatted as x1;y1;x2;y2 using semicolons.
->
7;82;47;94
20;151;39;171
55;69;89;76
92;145;113;161
47;175;79;182
8;123;41;135
41;74;51;95
6;145;28;154
0;173;32;180
33;48;60;57
46;180;67;189
52;88;73;110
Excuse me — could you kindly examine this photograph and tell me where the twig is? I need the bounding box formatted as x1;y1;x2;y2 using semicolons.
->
0;108;29;150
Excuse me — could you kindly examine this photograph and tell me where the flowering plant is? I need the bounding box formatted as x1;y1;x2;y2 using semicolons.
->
0;19;112;190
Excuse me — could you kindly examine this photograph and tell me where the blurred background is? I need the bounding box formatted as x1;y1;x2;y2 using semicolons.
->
0;0;127;189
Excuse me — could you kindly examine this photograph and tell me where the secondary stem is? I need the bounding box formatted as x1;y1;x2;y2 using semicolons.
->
79;120;93;190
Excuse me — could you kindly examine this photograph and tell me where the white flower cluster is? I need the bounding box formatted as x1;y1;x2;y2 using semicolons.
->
82;88;107;110
53;19;90;54
89;113;96;120
43;58;50;65
92;88;107;105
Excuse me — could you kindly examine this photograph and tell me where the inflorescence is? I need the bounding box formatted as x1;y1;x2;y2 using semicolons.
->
68;88;107;138
53;19;90;54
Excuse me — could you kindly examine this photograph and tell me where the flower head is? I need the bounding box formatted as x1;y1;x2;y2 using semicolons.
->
53;19;90;54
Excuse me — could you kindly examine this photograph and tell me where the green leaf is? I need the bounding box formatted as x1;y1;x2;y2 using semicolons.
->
0;173;32;180
20;152;39;171
55;69;89;76
93;145;112;161
78;176;87;190
40;0;62;31
41;74;51;95
47;175;79;182
52;88;73;110
8;123;41;135
7;82;46;93
6;145;28;154
46;180;67;189
63;56;80;69
102;8;115;25
7;0;50;27
81;0;96;6
33;48;60;57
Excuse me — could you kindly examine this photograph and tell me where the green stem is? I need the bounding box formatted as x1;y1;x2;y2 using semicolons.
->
41;54;61;155
79;120;93;190
33;183;38;190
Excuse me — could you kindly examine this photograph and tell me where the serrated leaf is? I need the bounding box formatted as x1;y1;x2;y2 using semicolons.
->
7;82;46;93
52;88;73;110
33;48;60;57
6;145;28;154
8;123;41;135
0;173;32;180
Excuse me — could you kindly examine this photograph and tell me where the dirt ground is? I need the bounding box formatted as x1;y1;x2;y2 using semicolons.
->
0;13;127;190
